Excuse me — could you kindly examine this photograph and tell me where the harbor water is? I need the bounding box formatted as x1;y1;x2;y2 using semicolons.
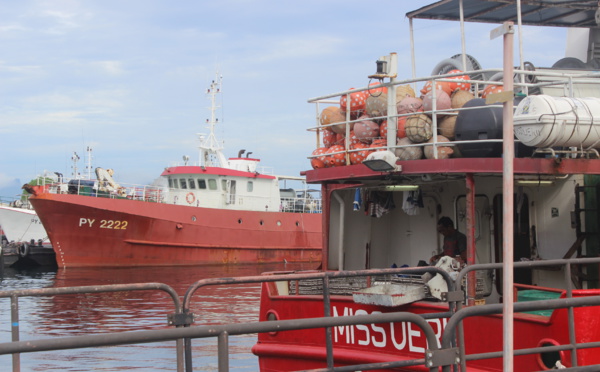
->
0;262;314;371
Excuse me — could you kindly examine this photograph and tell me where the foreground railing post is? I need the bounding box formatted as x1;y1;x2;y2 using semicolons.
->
323;274;334;370
565;263;578;367
10;294;20;372
218;331;229;371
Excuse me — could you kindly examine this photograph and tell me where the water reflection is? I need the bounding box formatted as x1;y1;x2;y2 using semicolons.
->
0;262;313;371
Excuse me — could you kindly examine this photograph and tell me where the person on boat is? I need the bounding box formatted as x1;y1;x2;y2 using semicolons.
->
430;216;467;264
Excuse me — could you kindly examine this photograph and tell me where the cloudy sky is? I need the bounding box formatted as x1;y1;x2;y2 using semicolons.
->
0;0;568;196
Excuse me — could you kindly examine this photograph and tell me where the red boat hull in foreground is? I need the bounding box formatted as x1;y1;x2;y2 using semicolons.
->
29;193;322;268
254;281;600;371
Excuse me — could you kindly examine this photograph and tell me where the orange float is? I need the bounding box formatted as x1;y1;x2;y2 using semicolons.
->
481;84;503;99
322;130;336;147
420;80;453;96
310;147;329;169
422;89;452;113
447;69;471;92
379;118;407;139
340;89;368;118
320;106;350;134
349;143;370;165
324;145;346;167
354;115;380;143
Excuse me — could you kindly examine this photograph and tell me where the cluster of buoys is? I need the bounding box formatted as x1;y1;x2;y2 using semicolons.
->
311;70;483;169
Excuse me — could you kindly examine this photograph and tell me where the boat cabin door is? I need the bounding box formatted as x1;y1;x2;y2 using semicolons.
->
455;195;492;264
222;180;236;205
456;195;493;296
493;193;533;295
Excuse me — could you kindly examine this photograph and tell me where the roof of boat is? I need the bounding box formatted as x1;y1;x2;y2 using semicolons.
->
407;0;599;28
161;166;276;180
303;158;600;184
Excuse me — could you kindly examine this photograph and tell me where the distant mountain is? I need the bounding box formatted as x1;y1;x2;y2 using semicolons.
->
0;178;24;200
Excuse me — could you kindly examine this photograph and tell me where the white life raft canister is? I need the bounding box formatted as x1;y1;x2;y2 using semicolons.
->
513;95;600;148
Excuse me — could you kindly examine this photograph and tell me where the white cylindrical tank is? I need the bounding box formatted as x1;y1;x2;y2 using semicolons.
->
513;95;600;148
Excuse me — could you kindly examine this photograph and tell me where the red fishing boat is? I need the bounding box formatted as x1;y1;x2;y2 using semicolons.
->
253;1;600;370
26;75;322;268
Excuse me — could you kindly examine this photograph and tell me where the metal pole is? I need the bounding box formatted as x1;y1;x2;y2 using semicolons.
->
323;275;334;369
409;18;417;91
516;0;525;94
459;0;467;72
466;173;477;306
501;22;515;372
218;331;229;371
11;295;20;372
386;69;398;148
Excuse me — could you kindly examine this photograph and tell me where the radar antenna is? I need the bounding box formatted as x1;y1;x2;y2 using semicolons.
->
198;73;227;168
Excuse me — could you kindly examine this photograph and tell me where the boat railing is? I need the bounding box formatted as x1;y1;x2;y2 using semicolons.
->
3;258;600;371
0;196;34;210
307;67;600;165
279;194;322;214
33;178;167;203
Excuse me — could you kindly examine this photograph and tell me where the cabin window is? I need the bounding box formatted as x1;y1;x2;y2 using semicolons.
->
208;179;217;190
180;179;188;189
222;180;228;191
198;179;207;189
188;178;196;189
247;181;253;192
168;178;174;188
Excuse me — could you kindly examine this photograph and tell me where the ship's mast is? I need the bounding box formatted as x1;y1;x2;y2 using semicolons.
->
85;146;93;179
71;152;80;178
198;73;228;168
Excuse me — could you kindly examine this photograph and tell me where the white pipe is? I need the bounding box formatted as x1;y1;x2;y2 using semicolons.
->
387;53;398;149
517;0;526;94
409;18;417;92
459;0;467;72
501;22;515;372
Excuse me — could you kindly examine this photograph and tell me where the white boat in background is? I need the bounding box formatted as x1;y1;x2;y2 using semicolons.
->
0;199;48;245
0;151;91;268
0;197;55;268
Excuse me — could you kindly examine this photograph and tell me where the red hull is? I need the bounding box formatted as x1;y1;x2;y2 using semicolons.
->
29;193;322;268
253;281;600;371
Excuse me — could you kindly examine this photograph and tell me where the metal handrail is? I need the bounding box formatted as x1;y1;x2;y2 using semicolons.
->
181;266;456;372
0;283;183;372
2;259;600;371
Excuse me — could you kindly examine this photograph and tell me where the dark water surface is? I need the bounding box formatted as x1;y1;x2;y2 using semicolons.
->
0;262;313;371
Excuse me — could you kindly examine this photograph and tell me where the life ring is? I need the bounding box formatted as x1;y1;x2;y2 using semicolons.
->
19;243;29;258
186;192;196;204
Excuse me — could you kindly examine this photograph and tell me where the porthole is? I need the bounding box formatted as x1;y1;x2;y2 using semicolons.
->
259;220;264;225
276;221;281;226
191;216;197;222
536;339;565;370
238;218;243;224
295;221;300;226
266;310;279;336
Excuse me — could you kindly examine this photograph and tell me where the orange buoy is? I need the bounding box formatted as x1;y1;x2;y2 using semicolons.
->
310;147;329;169
340;89;368;118
482;84;503;99
324;145;346;167
349;142;370;165
354;115;380;143
447;69;471;92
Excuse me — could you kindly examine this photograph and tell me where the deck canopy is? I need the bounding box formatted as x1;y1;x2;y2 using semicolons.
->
407;0;599;28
